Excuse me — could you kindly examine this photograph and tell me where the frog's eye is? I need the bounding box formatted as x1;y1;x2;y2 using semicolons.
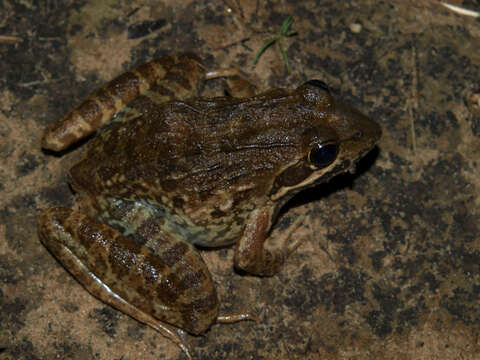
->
304;80;330;93
308;141;338;168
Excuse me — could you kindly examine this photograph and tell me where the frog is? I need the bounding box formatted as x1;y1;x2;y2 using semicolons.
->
38;53;381;358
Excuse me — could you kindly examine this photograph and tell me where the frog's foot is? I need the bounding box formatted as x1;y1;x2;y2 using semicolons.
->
42;53;204;151
38;206;218;360
205;68;257;98
234;207;306;276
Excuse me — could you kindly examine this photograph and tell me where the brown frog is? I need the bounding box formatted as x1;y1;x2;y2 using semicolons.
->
38;53;381;358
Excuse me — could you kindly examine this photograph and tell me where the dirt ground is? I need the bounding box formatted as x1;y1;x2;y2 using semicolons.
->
1;0;479;359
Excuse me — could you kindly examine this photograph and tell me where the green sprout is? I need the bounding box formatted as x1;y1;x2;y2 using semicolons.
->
253;16;297;73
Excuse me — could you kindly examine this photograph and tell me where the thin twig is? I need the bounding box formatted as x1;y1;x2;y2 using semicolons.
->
18;78;63;87
213;36;251;51
440;2;480;17
409;43;419;154
0;35;22;43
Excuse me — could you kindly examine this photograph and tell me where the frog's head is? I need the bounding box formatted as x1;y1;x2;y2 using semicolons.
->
269;80;381;201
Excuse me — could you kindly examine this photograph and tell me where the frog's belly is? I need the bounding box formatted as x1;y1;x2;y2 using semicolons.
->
155;200;249;247
172;217;244;247
98;197;244;248
164;204;246;247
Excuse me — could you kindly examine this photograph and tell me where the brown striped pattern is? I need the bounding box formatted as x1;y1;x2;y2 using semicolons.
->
38;206;218;334
42;53;204;151
93;196;220;332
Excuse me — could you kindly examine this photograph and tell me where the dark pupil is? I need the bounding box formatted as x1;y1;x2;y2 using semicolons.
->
304;79;329;92
309;143;338;168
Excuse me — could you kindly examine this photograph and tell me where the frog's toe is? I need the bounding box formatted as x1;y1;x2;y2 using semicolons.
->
38;206;76;248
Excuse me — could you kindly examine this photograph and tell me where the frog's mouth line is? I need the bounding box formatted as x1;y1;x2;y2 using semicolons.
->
270;140;378;202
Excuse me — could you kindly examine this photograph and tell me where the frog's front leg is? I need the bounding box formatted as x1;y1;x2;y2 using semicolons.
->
38;205;217;359
234;206;305;276
42;53;205;151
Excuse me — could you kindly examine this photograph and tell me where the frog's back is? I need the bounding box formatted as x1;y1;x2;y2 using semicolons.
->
70;89;315;206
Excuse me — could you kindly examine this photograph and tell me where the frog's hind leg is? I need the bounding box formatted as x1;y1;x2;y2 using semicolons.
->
38;206;217;359
42;53;205;151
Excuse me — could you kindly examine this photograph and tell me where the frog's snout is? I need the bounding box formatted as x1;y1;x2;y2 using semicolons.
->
334;103;381;151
